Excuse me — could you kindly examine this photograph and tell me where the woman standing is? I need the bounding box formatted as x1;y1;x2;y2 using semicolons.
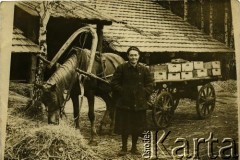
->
111;46;154;156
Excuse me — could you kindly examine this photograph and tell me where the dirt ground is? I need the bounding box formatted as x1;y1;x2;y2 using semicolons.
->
4;81;239;159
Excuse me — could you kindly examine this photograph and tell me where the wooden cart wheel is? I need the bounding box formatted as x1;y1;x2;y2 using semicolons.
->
166;87;180;110
196;83;216;119
152;92;174;128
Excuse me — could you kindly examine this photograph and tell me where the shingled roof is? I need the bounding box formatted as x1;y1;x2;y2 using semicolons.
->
84;0;233;53
15;1;119;25
12;27;40;53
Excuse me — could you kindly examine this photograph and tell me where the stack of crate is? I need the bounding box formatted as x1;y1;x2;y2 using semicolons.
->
167;63;181;80
150;64;168;80
150;61;221;81
204;61;221;76
191;61;221;78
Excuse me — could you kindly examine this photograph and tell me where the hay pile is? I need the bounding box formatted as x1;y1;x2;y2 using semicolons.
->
9;82;33;97
213;80;237;93
5;117;100;160
5;82;102;160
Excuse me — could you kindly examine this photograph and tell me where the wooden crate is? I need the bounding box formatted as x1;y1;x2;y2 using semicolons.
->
208;68;221;76
181;71;193;79
168;72;181;80
204;61;221;69
153;71;167;80
193;69;208;78
193;61;204;69
150;64;168;72
167;63;181;72
181;62;194;72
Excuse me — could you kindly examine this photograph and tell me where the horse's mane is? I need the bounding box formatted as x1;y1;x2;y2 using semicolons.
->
47;47;89;91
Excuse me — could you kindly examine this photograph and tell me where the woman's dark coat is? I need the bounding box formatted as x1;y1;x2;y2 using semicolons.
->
111;62;154;111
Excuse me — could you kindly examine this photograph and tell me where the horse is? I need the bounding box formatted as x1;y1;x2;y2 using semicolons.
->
37;47;125;144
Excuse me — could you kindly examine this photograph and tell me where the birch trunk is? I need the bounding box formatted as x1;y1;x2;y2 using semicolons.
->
200;0;204;31
230;24;234;49
31;2;53;110
224;0;229;46
209;0;213;37
184;0;188;21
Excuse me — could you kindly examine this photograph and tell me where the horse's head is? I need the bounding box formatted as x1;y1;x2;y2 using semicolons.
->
36;82;60;125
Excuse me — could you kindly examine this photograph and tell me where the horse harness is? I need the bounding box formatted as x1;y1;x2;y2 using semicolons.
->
59;51;109;118
59;51;81;118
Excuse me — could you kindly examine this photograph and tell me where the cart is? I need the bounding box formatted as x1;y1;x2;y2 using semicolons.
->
149;75;221;129
36;26;228;130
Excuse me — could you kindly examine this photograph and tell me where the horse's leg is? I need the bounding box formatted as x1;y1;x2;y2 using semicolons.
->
99;93;114;134
71;93;80;129
85;90;97;144
48;110;59;125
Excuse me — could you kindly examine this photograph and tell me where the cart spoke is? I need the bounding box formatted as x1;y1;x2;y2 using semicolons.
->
162;96;168;105
206;87;210;96
199;97;207;102
200;105;205;114
209;104;214;111
165;98;170;106
163;115;169;124
206;105;210;114
208;98;215;105
208;88;213;96
155;111;162;116
199;101;206;106
203;105;207;115
202;89;206;97
157;114;163;124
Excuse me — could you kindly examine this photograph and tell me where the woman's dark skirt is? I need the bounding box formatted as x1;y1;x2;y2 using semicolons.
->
114;108;147;135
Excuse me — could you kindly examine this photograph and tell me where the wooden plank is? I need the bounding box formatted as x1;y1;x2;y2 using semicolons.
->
104;35;221;44
101;9;181;20
109;38;229;47
13;34;26;39
105;26;209;36
111;45;232;53
104;32;222;44
12;45;40;53
104;29;211;39
16;2;38;16
96;0;167;10
110;41;231;49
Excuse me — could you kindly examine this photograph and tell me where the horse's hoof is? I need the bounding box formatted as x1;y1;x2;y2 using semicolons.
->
75;126;80;130
88;140;98;146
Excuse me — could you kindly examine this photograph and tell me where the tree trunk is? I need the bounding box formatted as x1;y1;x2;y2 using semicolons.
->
31;2;53;111
209;0;213;37
184;0;188;21
230;24;234;49
200;0;204;31
224;0;229;46
29;54;37;83
168;1;172;11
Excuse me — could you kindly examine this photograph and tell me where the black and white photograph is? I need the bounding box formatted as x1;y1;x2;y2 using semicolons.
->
0;0;239;159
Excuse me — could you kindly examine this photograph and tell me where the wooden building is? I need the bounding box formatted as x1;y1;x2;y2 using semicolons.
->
83;0;234;79
11;1;235;82
11;27;40;82
11;1;117;82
